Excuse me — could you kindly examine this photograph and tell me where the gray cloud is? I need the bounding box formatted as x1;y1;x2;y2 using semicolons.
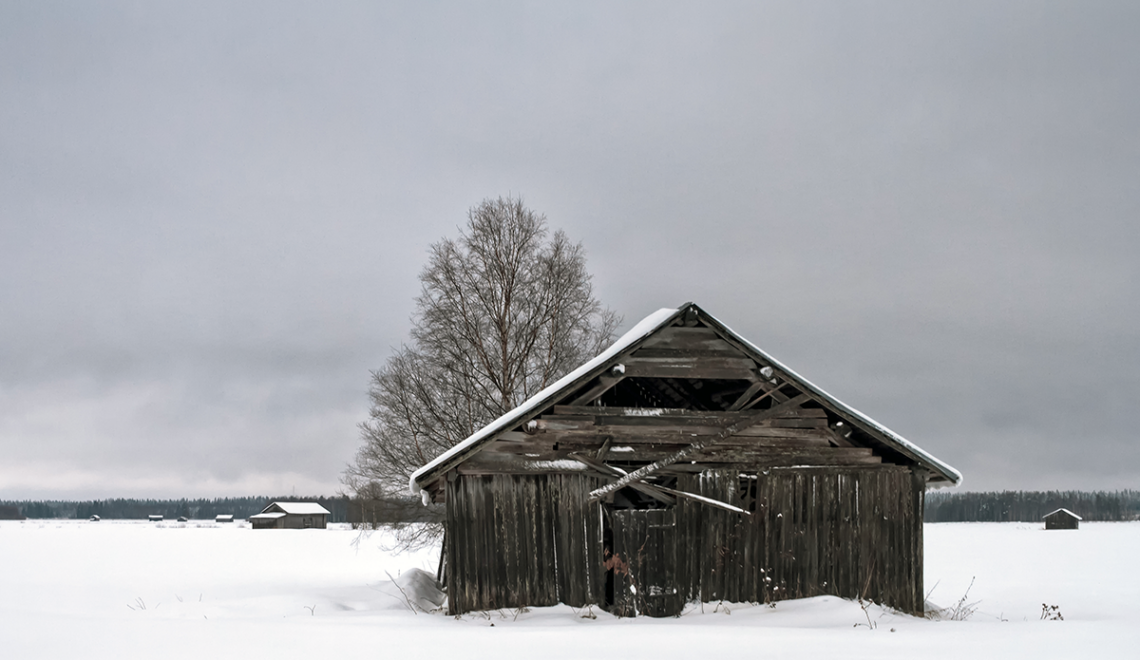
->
2;2;1138;497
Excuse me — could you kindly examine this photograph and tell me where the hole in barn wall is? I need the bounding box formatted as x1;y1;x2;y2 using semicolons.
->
594;377;755;410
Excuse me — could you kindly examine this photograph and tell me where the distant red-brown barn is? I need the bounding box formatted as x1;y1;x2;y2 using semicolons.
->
412;303;961;617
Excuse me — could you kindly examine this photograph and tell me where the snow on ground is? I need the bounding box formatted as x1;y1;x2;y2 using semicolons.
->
1;520;1137;659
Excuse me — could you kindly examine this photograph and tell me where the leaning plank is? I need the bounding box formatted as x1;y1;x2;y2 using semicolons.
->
650;483;750;515
567;453;676;505
574;453;743;517
587;393;811;501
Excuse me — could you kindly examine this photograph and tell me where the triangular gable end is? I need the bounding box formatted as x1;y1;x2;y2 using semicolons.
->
411;303;961;501
1044;508;1082;521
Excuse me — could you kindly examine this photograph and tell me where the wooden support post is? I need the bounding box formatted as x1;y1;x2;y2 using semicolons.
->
437;531;447;583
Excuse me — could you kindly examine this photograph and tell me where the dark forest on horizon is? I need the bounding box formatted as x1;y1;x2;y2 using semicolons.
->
0;496;351;521
924;489;1140;522
4;489;1138;523
0;495;442;525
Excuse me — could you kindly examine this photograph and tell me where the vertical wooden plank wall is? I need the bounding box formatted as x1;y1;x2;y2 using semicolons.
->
445;473;604;615
673;465;925;614
610;509;681;617
446;466;926;615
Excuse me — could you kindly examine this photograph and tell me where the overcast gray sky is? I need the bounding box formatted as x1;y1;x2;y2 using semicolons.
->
2;1;1137;499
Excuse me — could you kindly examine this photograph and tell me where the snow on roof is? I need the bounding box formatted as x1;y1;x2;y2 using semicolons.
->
249;512;286;520
1044;508;1082;520
264;502;331;516
409;307;679;493
703;312;964;487
410;303;963;493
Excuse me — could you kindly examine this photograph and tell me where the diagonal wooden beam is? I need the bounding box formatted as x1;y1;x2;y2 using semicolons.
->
587;393;812;501
650;483;749;515
567;375;624;406
827;421;855;447
570;453;747;515
568;453;675;505
727;380;768;411
741;382;791;409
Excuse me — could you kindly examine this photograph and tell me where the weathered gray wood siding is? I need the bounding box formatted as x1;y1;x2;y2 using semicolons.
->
445;473;605;614
610;508;682;617
676;466;925;614
444;465;924;616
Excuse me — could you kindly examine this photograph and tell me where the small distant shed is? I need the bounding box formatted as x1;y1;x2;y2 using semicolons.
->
148;514;163;522
249;502;330;529
215;514;234;523
0;505;26;520
1044;508;1081;530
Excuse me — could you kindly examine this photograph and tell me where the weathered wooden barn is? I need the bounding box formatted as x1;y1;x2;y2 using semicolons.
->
249;502;330;529
1043;508;1080;530
411;303;961;617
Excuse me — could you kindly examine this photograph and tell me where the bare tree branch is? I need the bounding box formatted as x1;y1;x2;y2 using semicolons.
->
344;196;620;511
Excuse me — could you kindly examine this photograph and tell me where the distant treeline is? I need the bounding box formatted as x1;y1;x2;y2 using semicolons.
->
1;496;351;522
14;490;1133;524
1;495;440;524
925;490;1140;522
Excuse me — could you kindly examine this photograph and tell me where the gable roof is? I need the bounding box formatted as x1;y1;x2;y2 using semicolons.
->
262;502;331;516
410;303;962;493
1043;508;1082;520
249;512;287;520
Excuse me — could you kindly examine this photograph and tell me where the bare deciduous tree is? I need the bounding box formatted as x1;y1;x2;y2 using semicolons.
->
344;196;619;510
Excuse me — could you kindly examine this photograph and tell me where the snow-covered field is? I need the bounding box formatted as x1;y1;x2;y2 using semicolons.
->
2;520;1136;659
